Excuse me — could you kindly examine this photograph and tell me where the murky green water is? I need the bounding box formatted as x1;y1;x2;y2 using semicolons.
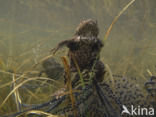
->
0;0;156;116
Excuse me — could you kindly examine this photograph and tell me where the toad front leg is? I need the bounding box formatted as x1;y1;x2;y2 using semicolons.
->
51;37;79;54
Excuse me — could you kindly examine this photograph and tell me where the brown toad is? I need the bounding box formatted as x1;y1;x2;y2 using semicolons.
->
52;19;106;82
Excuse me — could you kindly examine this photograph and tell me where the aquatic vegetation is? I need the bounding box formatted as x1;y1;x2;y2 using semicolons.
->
0;0;156;117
